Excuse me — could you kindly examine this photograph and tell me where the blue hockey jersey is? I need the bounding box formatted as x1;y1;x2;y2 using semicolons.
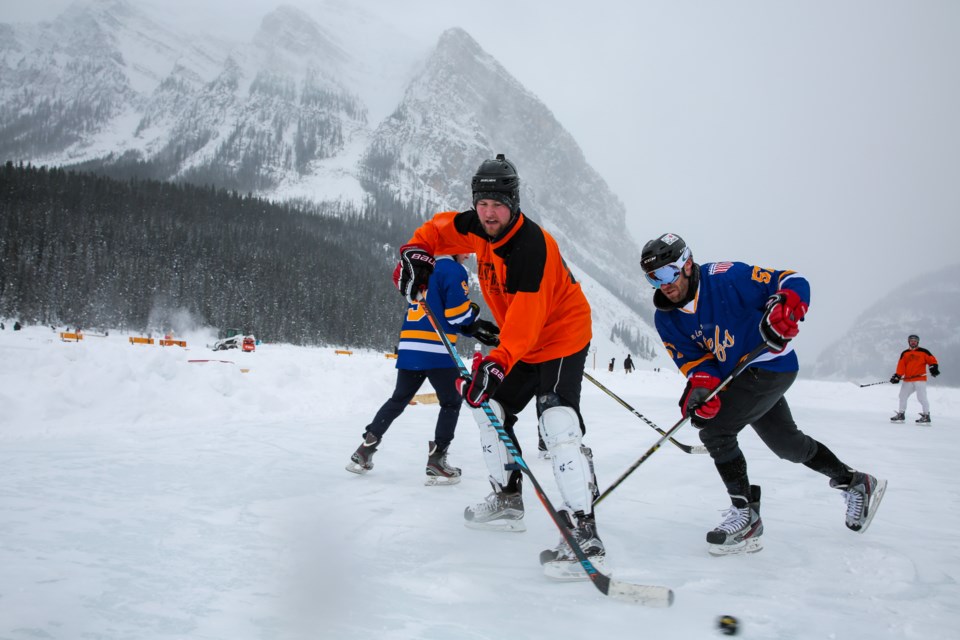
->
654;262;811;379
396;256;478;370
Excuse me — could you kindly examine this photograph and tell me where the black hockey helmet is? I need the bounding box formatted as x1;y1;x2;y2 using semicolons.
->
641;233;691;269
908;334;919;343
641;233;693;287
472;154;520;214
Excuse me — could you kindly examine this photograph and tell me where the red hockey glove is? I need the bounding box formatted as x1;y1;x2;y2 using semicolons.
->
680;372;722;424
456;357;506;408
759;289;808;353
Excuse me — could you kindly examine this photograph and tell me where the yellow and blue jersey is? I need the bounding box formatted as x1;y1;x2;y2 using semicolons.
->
654;262;811;379
396;256;478;370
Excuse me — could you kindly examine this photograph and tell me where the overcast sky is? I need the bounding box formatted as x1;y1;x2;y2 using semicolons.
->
5;0;959;361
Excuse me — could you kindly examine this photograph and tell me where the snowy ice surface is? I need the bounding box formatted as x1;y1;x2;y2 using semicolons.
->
1;325;958;639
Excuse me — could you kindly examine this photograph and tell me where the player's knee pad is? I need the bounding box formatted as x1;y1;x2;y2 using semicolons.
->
474;400;514;487
539;403;580;448
539;406;593;512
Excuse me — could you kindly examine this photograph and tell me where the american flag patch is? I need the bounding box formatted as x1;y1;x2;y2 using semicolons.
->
709;262;733;274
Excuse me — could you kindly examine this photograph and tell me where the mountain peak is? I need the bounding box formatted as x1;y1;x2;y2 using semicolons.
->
435;27;489;63
59;0;139;29
254;5;347;64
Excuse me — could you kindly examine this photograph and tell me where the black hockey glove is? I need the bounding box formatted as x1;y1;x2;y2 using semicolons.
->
393;245;435;304
889;374;900;384
929;364;940;377
462;304;500;347
464;319;500;347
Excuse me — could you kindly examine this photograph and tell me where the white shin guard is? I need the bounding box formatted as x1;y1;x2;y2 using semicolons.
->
471;400;515;487
540;405;593;513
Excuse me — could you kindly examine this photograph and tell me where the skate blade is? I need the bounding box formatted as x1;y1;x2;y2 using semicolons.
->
542;556;607;581
464;519;527;532
345;462;371;475
424;475;461;486
854;478;887;534
707;536;763;556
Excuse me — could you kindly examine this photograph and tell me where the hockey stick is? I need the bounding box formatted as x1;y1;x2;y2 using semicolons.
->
583;371;708;454
593;343;768;508
418;295;673;607
858;380;892;388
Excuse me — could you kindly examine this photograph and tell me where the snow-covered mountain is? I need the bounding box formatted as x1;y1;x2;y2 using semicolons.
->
812;263;960;386
360;28;645;315
1;0;662;360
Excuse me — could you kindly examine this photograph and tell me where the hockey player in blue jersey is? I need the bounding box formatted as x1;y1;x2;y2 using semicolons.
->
641;233;886;555
346;254;500;484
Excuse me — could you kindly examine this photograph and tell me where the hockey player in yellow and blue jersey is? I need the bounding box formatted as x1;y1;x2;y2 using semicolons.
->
346;254;500;484
641;232;886;555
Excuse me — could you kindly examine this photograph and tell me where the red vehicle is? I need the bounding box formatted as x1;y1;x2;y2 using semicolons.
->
242;336;256;352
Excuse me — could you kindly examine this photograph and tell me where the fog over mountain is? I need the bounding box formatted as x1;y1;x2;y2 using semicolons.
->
812;263;959;387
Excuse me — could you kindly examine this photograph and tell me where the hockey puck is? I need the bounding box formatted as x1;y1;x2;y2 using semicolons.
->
717;615;739;635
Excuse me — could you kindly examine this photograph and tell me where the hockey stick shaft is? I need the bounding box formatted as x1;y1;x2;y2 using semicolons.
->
593;343;768;507
583;371;707;454
418;296;673;606
858;380;891;388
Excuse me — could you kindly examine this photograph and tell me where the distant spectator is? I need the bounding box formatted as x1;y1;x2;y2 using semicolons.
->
14;321;22;331
624;354;635;373
608;357;615;372
889;334;939;425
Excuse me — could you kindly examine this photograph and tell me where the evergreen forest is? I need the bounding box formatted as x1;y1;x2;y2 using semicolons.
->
0;162;426;349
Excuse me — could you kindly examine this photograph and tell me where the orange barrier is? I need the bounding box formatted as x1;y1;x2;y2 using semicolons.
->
384;353;398;359
159;339;187;347
59;332;83;342
129;336;155;345
335;349;353;356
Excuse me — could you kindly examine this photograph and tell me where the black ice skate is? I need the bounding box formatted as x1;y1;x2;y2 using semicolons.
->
707;485;763;556
345;432;380;474
915;413;931;425
889;412;905;424
830;471;887;533
540;510;606;581
464;483;525;532
425;441;461;486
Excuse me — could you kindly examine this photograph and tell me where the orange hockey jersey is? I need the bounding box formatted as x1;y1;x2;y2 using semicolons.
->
406;211;592;372
895;347;938;382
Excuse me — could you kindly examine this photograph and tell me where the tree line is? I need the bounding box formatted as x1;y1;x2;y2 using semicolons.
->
609;321;659;361
0;162;428;349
